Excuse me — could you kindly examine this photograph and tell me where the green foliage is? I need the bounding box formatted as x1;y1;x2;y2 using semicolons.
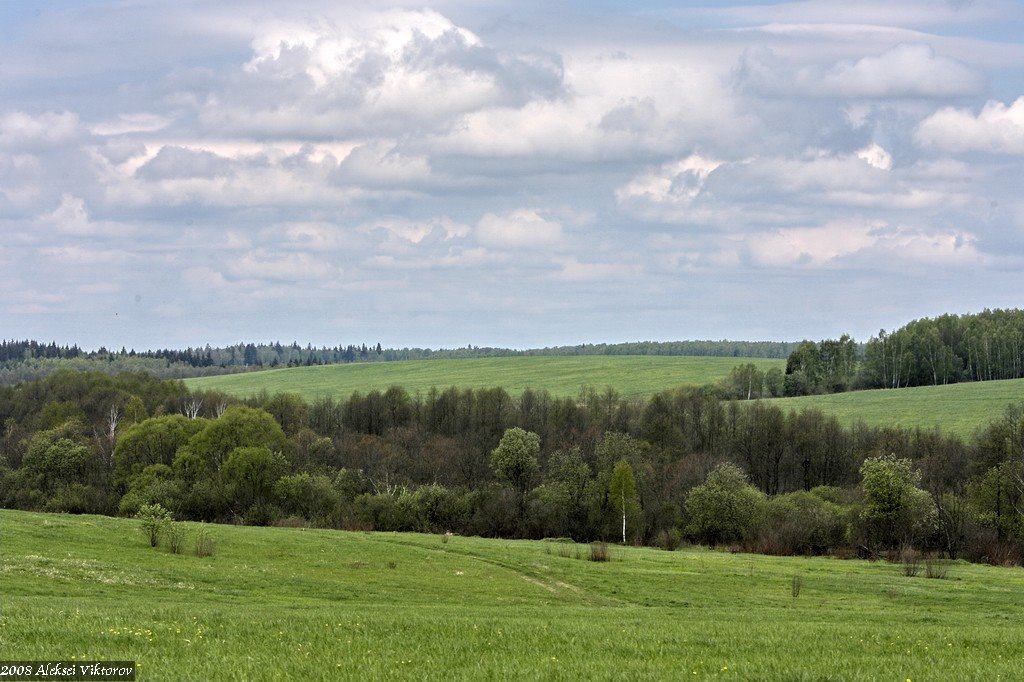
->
194;522;215;557
490;427;540;493
183;406;289;470
21;423;96;494
274;473;340;525
136;502;172;547
762;491;847;555
967;461;1024;541
858;455;936;548
784;336;858;396
220;446;289;519
861;309;1024;389
685;464;766;545
113;415;207;488
165;521;185;554
117;464;182;517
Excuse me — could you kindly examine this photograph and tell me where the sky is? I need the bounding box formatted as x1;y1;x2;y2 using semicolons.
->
2;0;1024;351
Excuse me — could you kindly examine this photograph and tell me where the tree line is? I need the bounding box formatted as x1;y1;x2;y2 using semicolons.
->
781;309;1024;396
2;370;1024;564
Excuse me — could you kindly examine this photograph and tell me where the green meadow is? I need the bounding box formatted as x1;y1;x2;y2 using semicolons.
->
184;356;784;402
3;509;1024;680
768;377;1024;439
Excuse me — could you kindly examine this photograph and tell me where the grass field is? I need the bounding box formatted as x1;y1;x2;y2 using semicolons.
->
184;356;784;402
768;378;1024;439
3;509;1024;680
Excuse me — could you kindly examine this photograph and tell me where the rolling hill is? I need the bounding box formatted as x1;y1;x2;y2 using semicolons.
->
767;377;1024;439
184;355;783;401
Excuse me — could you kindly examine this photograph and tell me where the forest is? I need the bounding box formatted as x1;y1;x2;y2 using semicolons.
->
2;368;1023;565
732;309;1024;397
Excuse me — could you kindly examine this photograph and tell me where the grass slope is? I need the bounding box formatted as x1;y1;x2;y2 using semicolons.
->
184;356;783;402
4;510;1024;680
769;377;1024;439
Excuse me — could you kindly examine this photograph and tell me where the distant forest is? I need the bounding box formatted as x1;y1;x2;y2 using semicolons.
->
781;309;1024;396
0;339;800;385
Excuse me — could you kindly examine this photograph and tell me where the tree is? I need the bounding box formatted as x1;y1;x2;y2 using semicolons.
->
221;446;289;520
490;427;540;517
609;459;640;544
685;463;765;545
113;415;207;489
859;455;935;548
181;406;289;470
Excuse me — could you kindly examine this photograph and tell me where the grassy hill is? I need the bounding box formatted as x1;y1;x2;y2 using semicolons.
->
184;355;783;401
768;377;1024;439
3;509;1024;679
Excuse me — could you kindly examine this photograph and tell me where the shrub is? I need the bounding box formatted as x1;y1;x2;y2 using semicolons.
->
759;491;847;555
656;528;682;551
136;503;172;547
589;542;611;562
901;547;921;577
925;554;950;579
165;522;185;554
195;523;215;557
685;464;766;546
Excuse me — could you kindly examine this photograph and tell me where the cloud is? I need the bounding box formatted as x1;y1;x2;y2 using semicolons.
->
0;111;83;150
136;146;238;180
332;143;432;186
745;220;982;267
199;9;565;138
616;154;722;209
915;97;1024;154
737;44;984;99
856;143;893;170
476;209;562;248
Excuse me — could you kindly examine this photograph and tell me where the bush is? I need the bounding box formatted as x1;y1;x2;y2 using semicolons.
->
925;554;950;579
195;523;215;557
136;503;172;547
685;464;765;546
901;547;921;577
656;528;682;551
758;491;848;555
165;522;185;554
589;542;611;562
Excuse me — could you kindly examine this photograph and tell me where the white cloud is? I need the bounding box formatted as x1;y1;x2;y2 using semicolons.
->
915;97;1024;154
616;154;722;207
476;209;562;248
0;111;83;150
361;217;469;244
856;143;893;170
738;44;984;99
90;113;172;136
333;143;432;186
200;9;564;138
746;220;982;267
